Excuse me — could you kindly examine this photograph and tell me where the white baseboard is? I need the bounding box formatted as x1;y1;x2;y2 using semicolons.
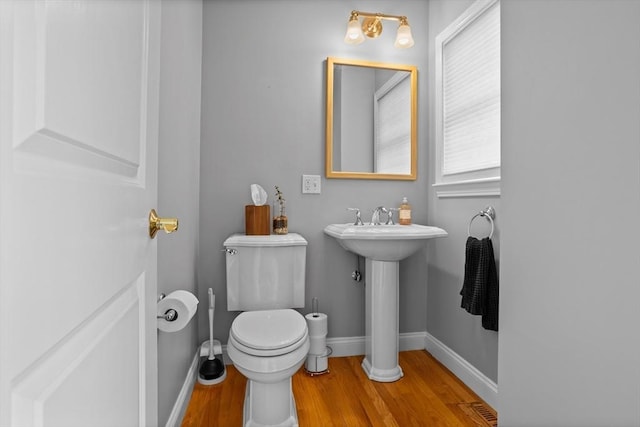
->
399;332;430;351
326;331;428;357
325;335;364;356
168;331;497;424
165;350;200;427
424;332;498;408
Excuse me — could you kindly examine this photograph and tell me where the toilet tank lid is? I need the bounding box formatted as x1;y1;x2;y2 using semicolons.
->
224;233;307;247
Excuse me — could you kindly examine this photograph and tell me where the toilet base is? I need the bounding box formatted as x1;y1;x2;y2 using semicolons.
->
243;378;299;427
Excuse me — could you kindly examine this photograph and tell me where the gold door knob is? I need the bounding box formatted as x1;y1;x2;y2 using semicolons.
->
149;209;179;239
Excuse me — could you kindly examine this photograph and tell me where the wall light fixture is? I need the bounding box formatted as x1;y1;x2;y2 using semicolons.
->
344;10;415;49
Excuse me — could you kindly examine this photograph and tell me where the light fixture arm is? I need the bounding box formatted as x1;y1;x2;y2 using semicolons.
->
350;10;409;25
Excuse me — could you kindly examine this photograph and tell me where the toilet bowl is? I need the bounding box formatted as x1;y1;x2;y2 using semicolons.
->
227;309;309;427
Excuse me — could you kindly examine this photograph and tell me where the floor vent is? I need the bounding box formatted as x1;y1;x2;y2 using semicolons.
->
458;402;498;427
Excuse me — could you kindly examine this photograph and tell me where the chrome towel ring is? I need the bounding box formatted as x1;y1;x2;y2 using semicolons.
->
468;206;496;239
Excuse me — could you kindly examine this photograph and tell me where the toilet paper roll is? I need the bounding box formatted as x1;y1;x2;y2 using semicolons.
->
305;353;328;373
157;290;198;333
305;312;328;355
309;334;327;355
305;312;327;337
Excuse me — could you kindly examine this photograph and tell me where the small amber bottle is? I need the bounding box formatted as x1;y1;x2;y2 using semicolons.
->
399;197;412;225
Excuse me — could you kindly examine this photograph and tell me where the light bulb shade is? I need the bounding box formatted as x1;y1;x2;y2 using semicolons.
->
345;19;365;44
394;24;415;48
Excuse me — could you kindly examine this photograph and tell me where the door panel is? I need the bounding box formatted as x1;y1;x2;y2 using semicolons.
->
13;0;146;167
0;1;160;425
12;278;143;427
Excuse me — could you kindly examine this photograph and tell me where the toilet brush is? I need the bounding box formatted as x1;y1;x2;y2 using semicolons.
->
198;288;225;385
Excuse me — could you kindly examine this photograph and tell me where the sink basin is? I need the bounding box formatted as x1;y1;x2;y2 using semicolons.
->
324;223;448;261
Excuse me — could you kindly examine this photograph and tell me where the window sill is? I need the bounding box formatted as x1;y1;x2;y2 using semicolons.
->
433;177;500;198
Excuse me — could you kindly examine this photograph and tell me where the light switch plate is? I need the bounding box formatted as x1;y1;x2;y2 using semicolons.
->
302;174;321;194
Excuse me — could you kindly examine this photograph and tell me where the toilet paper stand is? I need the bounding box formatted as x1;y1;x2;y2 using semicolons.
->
304;298;332;376
304;346;332;376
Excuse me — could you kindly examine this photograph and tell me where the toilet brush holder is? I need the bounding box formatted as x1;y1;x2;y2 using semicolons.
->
197;339;226;386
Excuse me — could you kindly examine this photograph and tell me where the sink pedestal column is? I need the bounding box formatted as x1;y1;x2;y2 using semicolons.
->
362;259;403;382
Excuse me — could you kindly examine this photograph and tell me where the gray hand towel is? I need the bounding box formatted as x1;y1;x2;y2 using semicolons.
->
460;236;499;331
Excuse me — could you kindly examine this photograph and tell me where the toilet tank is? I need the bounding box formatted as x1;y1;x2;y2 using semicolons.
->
223;233;307;311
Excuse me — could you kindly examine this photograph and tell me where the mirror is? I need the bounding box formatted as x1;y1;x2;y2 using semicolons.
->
326;57;417;180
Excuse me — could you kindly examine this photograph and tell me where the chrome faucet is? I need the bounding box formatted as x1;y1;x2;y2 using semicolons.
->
371;206;388;225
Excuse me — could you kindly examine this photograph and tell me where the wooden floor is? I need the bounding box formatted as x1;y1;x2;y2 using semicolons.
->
181;350;497;427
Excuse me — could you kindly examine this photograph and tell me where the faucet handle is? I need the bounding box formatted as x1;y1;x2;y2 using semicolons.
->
371;206;388;225
347;208;364;225
386;208;399;225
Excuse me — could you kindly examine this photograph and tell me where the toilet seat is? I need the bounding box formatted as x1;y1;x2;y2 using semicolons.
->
230;309;308;357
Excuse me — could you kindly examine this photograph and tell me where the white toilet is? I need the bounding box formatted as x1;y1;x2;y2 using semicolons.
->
223;233;310;427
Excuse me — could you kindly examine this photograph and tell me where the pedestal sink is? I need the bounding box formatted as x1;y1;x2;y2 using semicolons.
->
324;223;448;382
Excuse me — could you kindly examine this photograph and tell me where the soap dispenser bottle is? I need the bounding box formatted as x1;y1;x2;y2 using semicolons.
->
399;197;411;225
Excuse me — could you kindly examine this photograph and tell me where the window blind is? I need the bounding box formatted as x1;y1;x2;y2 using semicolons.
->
442;0;500;176
375;74;411;174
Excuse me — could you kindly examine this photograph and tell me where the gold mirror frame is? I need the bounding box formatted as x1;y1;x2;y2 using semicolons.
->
325;57;418;180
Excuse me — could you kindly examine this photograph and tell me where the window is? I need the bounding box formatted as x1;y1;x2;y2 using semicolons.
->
374;72;412;174
434;0;500;198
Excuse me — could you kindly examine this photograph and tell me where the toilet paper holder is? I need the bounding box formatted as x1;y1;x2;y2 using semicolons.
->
157;293;178;322
305;346;333;376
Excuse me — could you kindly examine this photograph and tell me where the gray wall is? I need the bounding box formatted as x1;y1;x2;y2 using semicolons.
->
499;1;640;425
426;0;500;384
199;0;431;345
158;0;202;424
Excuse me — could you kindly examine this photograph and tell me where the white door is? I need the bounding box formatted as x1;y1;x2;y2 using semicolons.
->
0;1;161;425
